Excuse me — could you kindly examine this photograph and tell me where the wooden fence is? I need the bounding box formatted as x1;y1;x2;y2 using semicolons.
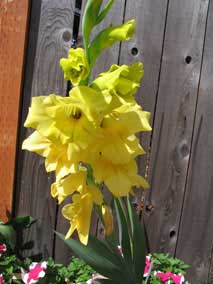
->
1;0;213;283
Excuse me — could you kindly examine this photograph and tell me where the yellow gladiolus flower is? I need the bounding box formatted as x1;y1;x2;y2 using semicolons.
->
62;187;103;245
23;86;112;149
51;170;87;204
22;131;87;179
60;48;90;86
100;104;152;140
91;158;149;197
91;62;144;101
102;205;113;236
89;131;145;165
99;135;145;165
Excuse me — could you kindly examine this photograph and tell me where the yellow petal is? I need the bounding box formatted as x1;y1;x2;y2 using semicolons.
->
91;62;143;99
51;170;87;204
62;193;93;245
22;131;51;157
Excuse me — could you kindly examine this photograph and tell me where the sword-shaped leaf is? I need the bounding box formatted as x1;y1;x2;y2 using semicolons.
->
56;232;132;284
127;196;147;283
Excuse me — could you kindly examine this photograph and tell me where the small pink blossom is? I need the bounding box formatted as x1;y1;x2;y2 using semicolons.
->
144;255;151;277
0;244;7;257
155;271;185;284
0;274;3;284
22;261;47;284
170;273;185;284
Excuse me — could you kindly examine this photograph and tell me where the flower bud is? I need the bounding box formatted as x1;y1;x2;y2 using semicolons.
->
60;48;89;86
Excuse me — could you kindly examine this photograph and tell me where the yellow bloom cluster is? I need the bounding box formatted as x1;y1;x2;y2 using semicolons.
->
22;47;151;245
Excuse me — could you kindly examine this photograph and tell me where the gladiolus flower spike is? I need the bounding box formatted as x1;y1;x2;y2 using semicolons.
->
22;0;151;245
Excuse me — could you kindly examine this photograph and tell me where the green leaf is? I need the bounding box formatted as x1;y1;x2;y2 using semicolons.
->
0;224;16;249
55;232;130;283
82;0;115;54
114;198;132;267
95;0;114;25
82;0;103;50
12;216;36;229
127;196;147;283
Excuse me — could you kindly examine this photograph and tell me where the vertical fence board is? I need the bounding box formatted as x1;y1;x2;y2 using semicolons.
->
119;0;169;205
143;0;209;256
15;0;74;258
0;0;29;221
175;1;213;283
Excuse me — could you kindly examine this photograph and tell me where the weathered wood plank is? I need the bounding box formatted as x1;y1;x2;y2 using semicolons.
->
175;1;213;283
0;0;29;221
143;0;209;256
15;0;74;259
119;0;169;205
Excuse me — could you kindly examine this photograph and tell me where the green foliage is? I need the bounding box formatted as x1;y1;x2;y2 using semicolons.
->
0;250;96;284
152;253;189;275
0;216;35;255
127;196;147;282
67;256;96;284
0;252;23;284
0;222;16;250
57;197;148;284
38;256;96;284
0;216;95;284
146;253;189;284
82;0;114;53
114;198;132;268
56;232;129;284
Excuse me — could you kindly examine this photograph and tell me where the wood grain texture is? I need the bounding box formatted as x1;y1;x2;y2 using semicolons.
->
0;0;29;221
175;1;213;283
143;0;209;255
119;0;169;205
15;0;74;259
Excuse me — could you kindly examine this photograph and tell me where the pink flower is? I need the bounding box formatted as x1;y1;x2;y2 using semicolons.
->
144;255;151;277
154;271;185;284
0;244;7;257
22;261;47;284
170;273;185;284
0;274;3;284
